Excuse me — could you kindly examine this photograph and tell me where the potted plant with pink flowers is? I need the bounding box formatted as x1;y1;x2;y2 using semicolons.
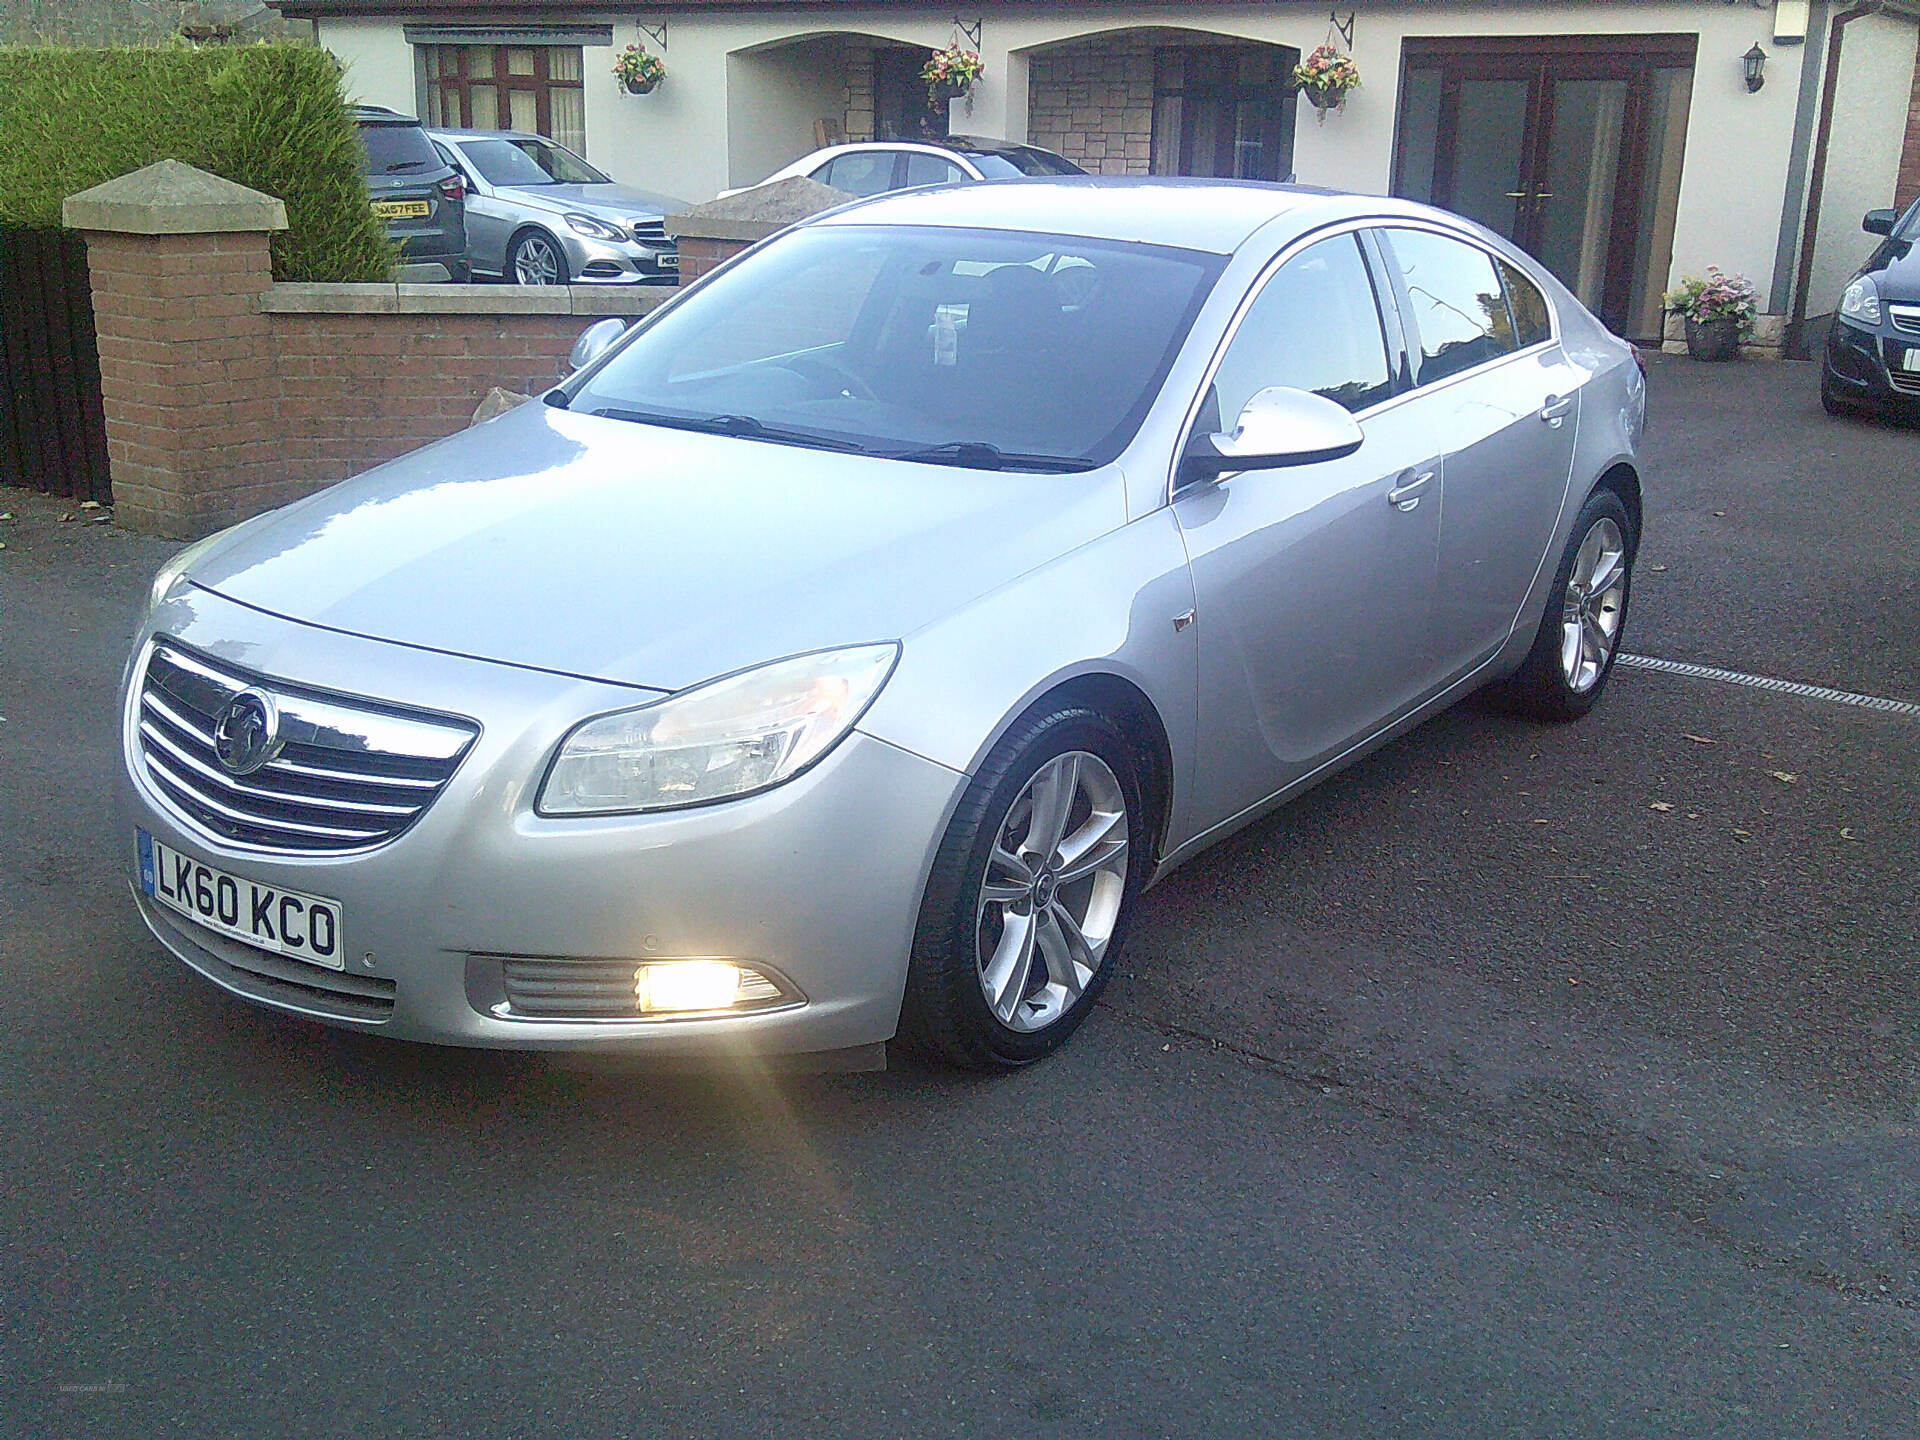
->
1665;266;1759;361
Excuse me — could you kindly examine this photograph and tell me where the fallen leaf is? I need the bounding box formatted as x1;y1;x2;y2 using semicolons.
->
1712;510;1726;517
1687;812;1700;819
1732;828;1752;838
78;499;100;510
1650;563;1668;572
1768;771;1797;784
0;511;12;520
58;512;73;522
1683;734;1715;744
1650;801;1674;812
1840;827;1860;841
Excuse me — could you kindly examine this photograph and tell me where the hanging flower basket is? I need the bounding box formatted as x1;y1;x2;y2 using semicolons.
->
1293;44;1360;122
922;45;984;107
613;44;665;96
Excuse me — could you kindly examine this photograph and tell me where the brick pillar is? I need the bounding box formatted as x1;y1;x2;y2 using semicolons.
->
664;176;854;288
64;160;285;538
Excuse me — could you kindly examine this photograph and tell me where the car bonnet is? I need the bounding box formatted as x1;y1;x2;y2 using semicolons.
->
178;401;1129;694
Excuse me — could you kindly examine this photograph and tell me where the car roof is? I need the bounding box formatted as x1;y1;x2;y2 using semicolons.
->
352;104;424;125
428;127;554;145
810;177;1399;254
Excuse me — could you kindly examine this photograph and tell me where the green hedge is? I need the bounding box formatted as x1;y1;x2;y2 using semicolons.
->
0;44;392;281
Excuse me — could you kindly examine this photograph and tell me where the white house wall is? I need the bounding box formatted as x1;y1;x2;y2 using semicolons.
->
313;3;1917;321
1804;12;1919;315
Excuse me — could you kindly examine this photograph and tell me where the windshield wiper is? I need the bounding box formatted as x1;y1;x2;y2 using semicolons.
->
592;408;867;453
886;441;1095;473
383;160;433;173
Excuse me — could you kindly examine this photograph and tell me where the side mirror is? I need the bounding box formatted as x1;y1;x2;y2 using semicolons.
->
1181;386;1364;483
1863;208;1898;236
568;317;629;372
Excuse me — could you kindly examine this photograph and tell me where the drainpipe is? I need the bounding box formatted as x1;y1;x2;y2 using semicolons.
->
1787;0;1885;356
1770;2;1830;319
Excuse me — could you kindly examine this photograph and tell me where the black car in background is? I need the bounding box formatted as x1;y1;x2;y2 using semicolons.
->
1822;199;1920;421
353;105;468;281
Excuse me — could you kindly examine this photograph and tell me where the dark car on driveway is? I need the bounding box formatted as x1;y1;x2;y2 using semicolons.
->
1822;199;1920;420
353;105;468;281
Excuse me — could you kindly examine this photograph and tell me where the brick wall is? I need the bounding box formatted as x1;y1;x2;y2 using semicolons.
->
674;236;739;286
80;223;665;536
1899;47;1920;208
1027;37;1157;176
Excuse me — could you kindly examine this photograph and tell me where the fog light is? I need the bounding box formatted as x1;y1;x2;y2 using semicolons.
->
634;960;743;1013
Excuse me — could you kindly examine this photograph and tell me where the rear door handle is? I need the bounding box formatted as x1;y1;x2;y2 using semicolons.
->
1540;394;1576;425
1387;470;1434;512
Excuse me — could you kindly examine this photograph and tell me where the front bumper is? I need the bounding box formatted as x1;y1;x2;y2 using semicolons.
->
120;589;963;1054
560;231;678;285
1823;314;1920;412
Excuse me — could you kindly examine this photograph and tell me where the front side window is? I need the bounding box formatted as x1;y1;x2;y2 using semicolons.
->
1202;232;1395;431
572;224;1224;469
421;44;586;155
1383;227;1520;385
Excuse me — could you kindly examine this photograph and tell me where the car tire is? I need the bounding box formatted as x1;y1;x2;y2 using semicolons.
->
1488;488;1635;723
508;231;569;286
898;705;1144;1070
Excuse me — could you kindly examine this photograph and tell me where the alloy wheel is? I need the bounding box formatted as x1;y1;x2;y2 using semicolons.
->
513;235;563;286
974;751;1129;1033
1560;516;1628;693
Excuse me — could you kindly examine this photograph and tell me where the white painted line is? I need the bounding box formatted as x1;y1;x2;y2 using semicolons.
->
1616;653;1920;717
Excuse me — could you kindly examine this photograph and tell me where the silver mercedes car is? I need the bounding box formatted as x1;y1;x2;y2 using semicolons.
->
120;180;1645;1070
428;128;685;285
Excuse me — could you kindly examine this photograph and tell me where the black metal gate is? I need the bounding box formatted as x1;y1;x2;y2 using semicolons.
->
0;226;112;503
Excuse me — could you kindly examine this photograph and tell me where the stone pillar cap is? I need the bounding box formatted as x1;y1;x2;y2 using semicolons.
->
665;176;854;243
63;159;288;235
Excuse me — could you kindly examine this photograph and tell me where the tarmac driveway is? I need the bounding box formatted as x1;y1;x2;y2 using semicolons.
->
1;354;1915;1437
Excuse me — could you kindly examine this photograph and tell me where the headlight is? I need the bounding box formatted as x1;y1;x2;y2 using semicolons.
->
538;644;900;815
564;213;626;242
1839;277;1882;326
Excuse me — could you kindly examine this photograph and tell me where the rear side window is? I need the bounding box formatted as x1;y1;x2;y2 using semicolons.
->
1383;228;1519;385
357;122;442;177
1498;259;1553;347
1205;232;1396;425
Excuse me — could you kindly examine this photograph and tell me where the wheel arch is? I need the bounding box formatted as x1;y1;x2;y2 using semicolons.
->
1007;671;1175;871
1590;461;1643;547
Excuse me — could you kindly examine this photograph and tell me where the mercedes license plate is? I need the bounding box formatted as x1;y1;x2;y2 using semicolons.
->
138;831;344;970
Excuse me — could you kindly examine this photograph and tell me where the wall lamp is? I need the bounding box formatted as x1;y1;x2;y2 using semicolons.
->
1743;42;1767;92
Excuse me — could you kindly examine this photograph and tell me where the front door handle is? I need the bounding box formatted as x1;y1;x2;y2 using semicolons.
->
1540;394;1576;426
1387;470;1434;512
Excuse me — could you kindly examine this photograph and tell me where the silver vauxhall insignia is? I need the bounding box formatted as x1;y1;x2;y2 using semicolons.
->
121;179;1646;1069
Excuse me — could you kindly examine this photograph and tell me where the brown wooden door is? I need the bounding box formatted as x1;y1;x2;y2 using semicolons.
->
1397;36;1696;338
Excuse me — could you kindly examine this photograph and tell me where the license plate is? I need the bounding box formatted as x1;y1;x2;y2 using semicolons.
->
656;253;678;269
138;831;344;970
1904;347;1920;372
372;199;430;219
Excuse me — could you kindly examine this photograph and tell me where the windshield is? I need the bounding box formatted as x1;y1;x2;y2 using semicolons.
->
570;224;1222;469
966;148;1084;179
458;136;610;187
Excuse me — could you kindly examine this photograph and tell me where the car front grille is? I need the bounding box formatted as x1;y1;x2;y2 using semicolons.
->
1889;369;1920;396
136;642;477;855
630;219;667;244
1887;303;1920;336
